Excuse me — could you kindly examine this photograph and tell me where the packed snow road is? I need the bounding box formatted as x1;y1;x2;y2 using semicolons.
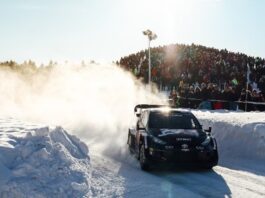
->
90;153;265;198
1;110;265;197
89;110;265;198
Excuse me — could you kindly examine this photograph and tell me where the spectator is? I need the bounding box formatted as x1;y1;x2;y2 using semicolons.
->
119;43;265;110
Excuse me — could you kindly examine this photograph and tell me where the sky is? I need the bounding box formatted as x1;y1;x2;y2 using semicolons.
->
0;0;264;64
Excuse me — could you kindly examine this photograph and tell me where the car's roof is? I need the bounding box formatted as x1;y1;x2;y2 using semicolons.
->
134;104;194;116
144;108;193;114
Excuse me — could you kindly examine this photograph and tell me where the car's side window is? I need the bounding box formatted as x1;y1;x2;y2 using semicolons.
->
191;119;196;128
139;112;145;128
142;111;148;127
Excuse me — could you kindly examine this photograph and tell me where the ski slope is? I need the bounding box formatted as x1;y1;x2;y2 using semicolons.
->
0;111;265;197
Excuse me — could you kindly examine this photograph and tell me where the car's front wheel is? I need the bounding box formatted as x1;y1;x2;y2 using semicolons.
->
139;145;149;171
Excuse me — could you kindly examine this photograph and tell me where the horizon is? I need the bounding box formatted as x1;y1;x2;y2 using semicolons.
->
0;0;265;64
1;42;264;66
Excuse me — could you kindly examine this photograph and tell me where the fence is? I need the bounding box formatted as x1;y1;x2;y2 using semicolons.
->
173;97;265;111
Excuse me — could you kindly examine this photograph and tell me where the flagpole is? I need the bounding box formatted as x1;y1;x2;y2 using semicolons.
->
245;64;250;112
148;38;151;85
142;29;157;90
245;83;248;112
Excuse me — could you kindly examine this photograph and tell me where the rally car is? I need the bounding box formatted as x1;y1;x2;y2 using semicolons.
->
127;104;218;171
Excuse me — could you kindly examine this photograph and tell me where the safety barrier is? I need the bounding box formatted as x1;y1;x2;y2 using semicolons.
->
173;97;265;111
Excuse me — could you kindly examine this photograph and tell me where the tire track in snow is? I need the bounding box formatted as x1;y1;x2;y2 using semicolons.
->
90;154;125;198
215;166;265;189
90;154;204;198
91;152;265;198
214;166;265;197
154;169;232;198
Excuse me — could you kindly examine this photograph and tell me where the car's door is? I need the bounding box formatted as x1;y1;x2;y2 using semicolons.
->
136;111;148;153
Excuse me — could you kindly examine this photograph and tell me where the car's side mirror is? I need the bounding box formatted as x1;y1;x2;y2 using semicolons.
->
136;124;145;131
136;113;141;117
205;127;212;133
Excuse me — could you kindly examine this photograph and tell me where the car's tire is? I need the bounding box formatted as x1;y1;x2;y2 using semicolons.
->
139;145;149;171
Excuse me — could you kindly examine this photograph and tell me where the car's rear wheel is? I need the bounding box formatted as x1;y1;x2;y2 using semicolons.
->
128;134;134;154
139;145;149;171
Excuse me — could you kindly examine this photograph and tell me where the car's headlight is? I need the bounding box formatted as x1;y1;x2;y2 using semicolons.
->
201;136;211;146
152;136;167;145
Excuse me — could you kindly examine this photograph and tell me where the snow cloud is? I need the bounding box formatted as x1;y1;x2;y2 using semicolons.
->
0;63;167;158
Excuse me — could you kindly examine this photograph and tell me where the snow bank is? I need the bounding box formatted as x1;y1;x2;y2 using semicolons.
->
192;110;265;165
0;118;90;198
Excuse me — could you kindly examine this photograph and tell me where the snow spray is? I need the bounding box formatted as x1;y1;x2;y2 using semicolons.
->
0;63;167;159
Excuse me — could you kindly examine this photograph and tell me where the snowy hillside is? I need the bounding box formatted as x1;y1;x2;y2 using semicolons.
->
0;118;90;198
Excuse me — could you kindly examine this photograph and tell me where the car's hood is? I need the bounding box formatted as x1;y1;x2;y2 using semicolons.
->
150;128;206;146
158;129;200;137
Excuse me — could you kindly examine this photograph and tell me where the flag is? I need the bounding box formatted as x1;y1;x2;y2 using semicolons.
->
232;78;238;85
247;64;251;83
138;55;146;71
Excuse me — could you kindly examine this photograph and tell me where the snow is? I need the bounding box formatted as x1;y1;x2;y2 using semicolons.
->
0;118;90;198
1;110;265;197
0;64;264;197
85;110;265;197
192;110;265;170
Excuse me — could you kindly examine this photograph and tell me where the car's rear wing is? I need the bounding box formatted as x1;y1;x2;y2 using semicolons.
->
134;104;170;113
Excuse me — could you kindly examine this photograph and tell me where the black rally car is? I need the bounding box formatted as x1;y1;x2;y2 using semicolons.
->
127;104;218;170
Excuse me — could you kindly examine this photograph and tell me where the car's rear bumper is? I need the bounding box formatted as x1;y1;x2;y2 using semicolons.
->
147;148;218;166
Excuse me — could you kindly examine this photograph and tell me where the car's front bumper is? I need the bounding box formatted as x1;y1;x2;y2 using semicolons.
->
147;147;218;165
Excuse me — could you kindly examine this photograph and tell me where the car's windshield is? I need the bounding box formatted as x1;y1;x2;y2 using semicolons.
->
148;112;201;129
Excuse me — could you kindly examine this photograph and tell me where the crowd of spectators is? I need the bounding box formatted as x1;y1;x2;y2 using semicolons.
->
119;43;265;110
169;82;265;111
